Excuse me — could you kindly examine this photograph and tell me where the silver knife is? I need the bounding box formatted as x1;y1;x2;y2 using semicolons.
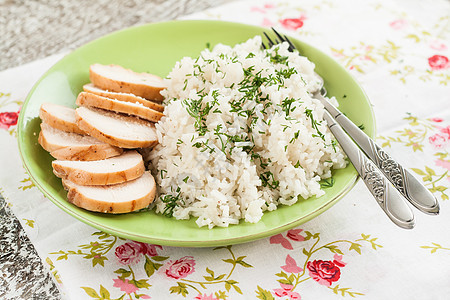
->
323;111;415;229
318;95;439;215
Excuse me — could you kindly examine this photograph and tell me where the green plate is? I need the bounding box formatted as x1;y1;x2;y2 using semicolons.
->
17;20;375;247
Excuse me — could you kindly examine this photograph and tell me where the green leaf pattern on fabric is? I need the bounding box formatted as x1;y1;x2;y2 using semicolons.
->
378;114;449;201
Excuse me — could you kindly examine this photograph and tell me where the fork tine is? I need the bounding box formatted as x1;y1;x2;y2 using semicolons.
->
263;32;275;48
271;27;297;52
284;34;297;52
271;27;285;43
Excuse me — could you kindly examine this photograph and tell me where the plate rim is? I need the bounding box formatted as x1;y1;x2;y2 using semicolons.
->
17;19;376;247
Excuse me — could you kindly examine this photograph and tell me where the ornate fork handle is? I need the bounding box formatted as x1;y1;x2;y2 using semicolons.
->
320;94;439;215
323;111;415;229
264;27;439;227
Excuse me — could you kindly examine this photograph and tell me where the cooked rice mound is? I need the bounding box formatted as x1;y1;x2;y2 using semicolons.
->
150;36;347;228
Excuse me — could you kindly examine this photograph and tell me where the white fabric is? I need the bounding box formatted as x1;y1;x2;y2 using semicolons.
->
1;0;449;299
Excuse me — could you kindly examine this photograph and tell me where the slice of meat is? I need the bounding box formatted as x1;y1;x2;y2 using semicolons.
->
75;106;158;149
89;64;166;101
76;92;163;122
63;171;156;213
39;102;85;134
83;83;164;112
52;150;145;186
38;123;123;160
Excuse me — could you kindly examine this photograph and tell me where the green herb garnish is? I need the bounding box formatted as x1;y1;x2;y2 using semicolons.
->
161;188;182;217
320;177;335;188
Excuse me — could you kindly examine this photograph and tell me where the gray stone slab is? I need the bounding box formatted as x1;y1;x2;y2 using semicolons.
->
0;0;235;70
0;195;61;299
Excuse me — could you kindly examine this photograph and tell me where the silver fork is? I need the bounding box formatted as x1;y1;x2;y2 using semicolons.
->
263;28;439;228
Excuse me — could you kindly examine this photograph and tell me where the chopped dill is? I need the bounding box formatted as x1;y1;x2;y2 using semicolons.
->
213;124;227;154
193;139;215;154
161;187;182;217
260;171;280;189
267;47;289;65
331;139;338;152
289;130;300;143
294;161;303;168
320;177;335;188
280;97;298;116
305;108;325;141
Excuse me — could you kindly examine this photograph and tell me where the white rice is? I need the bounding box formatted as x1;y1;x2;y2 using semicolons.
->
149;36;347;228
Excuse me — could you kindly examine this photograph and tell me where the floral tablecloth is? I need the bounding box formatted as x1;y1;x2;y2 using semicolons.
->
1;0;449;299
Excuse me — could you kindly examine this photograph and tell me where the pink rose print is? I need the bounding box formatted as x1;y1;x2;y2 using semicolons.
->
441;126;450;137
281;255;303;273
389;19;408;30
429;40;447;51
273;283;301;300
136;242;163;257
262;17;275;27
164;256;196;279
280;16;306;30
270;229;306;249
270;234;293;250
307;259;342;287
0;111;19;130
429;126;450;149
286;229;305;241
113;277;138;294
115;242;142;265
430;117;443;123
250;3;275;13
429;134;449;149
428;55;450;70
332;254;347;267
435;159;450;172
195;293;219;300
251;6;266;13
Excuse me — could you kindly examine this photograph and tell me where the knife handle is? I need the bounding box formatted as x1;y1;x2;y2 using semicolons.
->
322;97;439;215
323;111;415;229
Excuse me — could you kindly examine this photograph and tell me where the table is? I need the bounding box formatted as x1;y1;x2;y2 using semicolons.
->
0;1;234;298
1;0;449;299
0;0;235;71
